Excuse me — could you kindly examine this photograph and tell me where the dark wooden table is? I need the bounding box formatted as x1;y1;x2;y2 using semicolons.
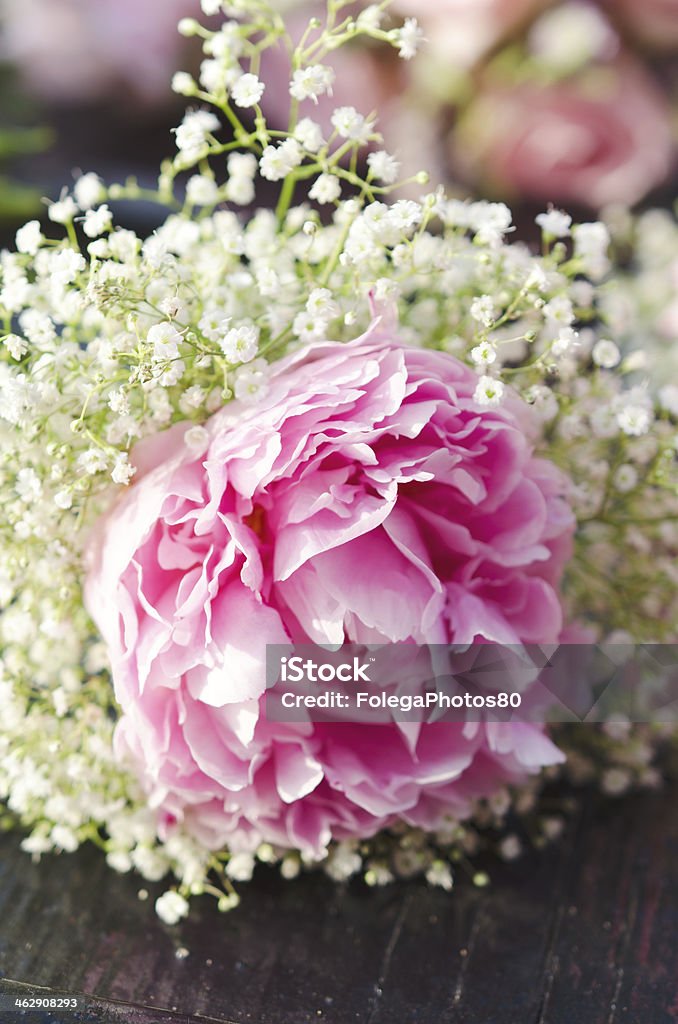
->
0;784;676;1024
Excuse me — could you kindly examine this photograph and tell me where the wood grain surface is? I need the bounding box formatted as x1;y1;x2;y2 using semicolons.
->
0;784;676;1024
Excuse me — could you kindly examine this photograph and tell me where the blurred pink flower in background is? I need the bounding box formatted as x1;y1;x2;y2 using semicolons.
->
0;0;197;101
85;324;574;857
452;58;674;208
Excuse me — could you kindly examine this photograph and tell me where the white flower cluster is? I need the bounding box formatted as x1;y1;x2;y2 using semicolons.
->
0;0;676;920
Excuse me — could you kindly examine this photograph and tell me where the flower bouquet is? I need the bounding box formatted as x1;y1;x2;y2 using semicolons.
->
0;0;676;925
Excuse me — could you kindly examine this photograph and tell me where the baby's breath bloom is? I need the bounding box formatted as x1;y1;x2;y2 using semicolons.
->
48;195;78;224
289;65;335;104
309;173;341;204
15;220;42;255
367;151;400;185
74;173;105;210
259;138;303;181
231;73;264;108
234;358;268;402
220;324;259;363
294;118;323;153
536;209;572;238
174;110;220;161
172;71;196;97
83;205;113;239
592;339;621;369
392;18;425;60
473;375;505;406
331;107;372;143
186;175;219;207
148;322;183;361
155;891;190;925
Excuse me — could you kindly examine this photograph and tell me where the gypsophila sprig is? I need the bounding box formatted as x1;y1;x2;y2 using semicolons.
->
0;0;676;924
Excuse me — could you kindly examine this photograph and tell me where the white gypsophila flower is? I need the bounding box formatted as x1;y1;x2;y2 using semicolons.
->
552;327;579;357
172;71;196;97
470;341;496;366
82;205;113;239
528;1;614;73
108;229;139;263
159;296;186;320
179;386;206;414
425;861;454;891
51;825;79;853
3;334;28;360
367;151;400;185
306;288;339;323
201;0;223;14
309;173;341;205
614;465;639;493
148;322;183;362
617;405;652;437
225;177;255;206
53;489;73;510
15;221;43;256
292;311;325;342
574;222;610;280
48;196;78;224
234;358;268;403
199;59;228;95
259;138;303;182
186;175;220;207
111;455;136;486
543;295;574;326
280;855;300;880
658;384;678;417
184;425;210;453
473;375;505;407
221;324;259;363
463;201;513;245
499;835;522;861
15;468;42;501
50;249;86;286
330;107;371;143
294;118;323;153
536;209;572;238
289;65;335;103
357;4;383;30
388;199;422;233
226;852;255;881
225;151;257;204
592;339;621;369
174;110;220;160
392;18;425;60
155;890;190;925
107;850;133;873
231;73;265;108
227;151;257;180
470;296;496;327
325;842;362;881
73;173;104;211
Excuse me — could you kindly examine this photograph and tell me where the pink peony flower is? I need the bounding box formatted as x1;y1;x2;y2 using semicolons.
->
453;57;674;209
85;321;573;858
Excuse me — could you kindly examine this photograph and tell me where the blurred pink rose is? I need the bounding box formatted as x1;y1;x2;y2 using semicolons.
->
453;58;674;208
605;0;678;52
85;322;573;857
392;0;547;66
0;0;198;101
